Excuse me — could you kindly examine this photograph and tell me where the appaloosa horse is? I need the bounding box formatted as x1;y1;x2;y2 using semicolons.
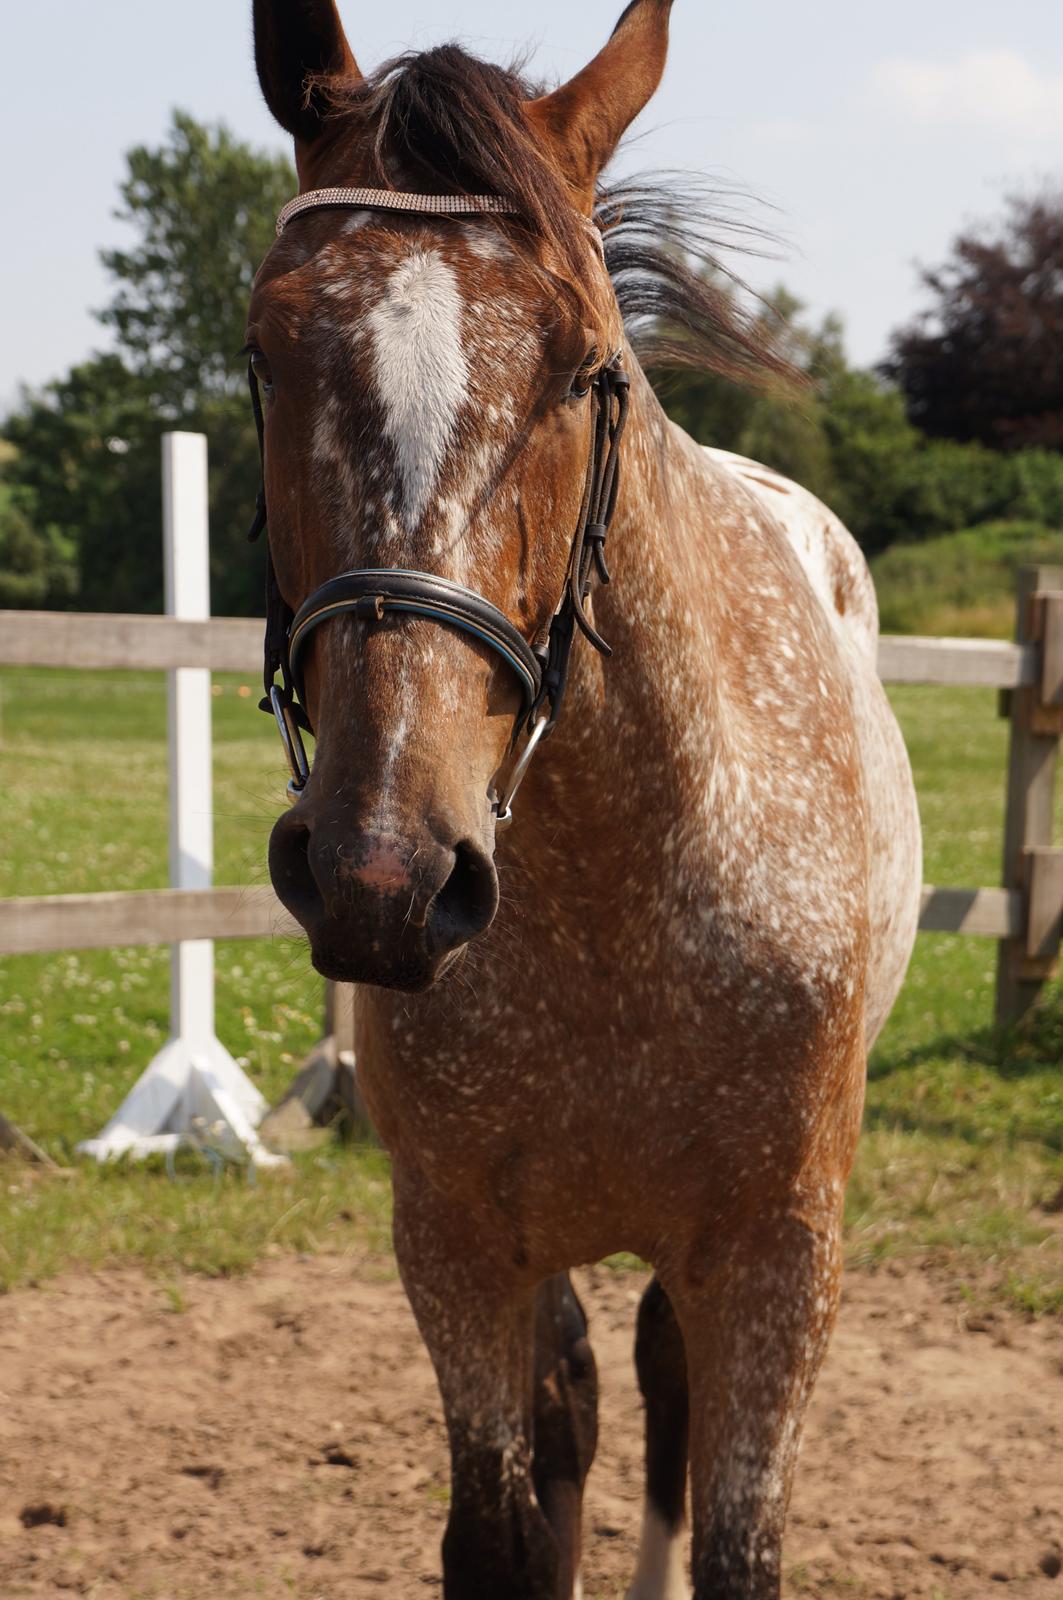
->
247;3;922;1595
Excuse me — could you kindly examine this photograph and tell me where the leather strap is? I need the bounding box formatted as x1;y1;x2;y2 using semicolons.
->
288;569;542;708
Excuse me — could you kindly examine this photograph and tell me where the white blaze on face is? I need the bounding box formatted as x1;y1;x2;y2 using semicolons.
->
367;248;469;529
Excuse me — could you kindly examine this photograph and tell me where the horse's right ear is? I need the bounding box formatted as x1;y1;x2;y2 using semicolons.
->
253;0;362;144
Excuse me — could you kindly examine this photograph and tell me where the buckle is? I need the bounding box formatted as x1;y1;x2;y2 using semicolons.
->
269;686;311;799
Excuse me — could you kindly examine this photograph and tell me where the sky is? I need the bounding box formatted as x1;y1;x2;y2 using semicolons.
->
2;0;1060;405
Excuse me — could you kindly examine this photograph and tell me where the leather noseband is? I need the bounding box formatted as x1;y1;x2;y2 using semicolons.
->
287;569;543;712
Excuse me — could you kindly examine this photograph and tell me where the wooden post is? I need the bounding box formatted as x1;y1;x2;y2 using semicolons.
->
995;566;1063;1026
0;1113;61;1169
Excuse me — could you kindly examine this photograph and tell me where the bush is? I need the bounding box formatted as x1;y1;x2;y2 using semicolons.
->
871;520;1063;638
1006;451;1063;527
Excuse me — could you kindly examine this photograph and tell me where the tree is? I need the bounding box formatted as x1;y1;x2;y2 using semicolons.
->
0;479;76;608
2;113;294;612
653;286;844;502
886;192;1063;452
99;110;294;410
3;357;166;611
820;370;922;552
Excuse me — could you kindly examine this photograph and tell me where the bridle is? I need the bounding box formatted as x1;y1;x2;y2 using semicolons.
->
248;187;630;826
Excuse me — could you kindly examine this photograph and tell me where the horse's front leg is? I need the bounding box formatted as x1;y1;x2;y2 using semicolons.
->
393;1171;561;1600
668;1182;846;1600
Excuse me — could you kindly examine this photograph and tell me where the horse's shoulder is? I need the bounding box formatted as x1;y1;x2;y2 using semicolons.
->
701;447;879;662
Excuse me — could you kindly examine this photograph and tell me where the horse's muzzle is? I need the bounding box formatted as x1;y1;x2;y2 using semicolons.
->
268;808;499;990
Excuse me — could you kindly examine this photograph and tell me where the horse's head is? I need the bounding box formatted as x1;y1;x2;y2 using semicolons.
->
249;0;672;989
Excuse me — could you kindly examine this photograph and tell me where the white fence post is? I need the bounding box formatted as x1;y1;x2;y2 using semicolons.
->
79;433;284;1169
165;431;216;1048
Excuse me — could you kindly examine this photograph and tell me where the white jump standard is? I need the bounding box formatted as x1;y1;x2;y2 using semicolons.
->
78;432;283;1170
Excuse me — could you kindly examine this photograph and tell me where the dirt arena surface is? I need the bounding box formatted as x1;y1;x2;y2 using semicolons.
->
1;1254;1061;1600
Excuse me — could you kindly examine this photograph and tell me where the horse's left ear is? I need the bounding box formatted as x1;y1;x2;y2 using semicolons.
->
525;0;674;207
253;0;363;144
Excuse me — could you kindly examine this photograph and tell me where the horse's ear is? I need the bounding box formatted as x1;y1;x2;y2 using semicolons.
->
253;0;363;144
525;0;673;205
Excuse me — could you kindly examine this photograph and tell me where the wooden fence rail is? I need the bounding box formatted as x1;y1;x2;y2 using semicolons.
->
0;882;1024;958
0;887;298;956
3;568;1063;1027
0;610;1039;690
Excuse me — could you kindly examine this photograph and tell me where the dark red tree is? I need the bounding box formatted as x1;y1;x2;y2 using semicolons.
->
886;193;1063;451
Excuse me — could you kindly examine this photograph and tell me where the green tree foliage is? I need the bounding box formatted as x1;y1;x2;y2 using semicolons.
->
819;370;921;551
662;279;1063;556
654;286;843;502
0;478;77;608
823;368;1063;555
886;191;1063;451
4;358;167;611
99;111;293;409
872;521;1063;639
2;113;293;613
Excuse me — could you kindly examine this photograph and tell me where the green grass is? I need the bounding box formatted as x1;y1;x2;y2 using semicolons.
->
872;519;1063;638
854;685;1063;1310
0;666;392;1287
1;669;1062;1312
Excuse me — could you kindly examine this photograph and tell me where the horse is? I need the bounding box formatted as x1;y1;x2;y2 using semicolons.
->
246;3;923;1596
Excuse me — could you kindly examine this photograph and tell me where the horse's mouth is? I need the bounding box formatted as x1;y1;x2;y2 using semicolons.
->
307;935;445;994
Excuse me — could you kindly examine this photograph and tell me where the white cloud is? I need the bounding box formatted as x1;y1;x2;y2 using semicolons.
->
870;49;1063;140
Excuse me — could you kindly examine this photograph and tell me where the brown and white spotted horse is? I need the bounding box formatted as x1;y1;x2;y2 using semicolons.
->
247;2;922;1595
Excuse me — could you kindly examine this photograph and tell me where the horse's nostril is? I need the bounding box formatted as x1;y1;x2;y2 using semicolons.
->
427;840;499;955
268;811;326;928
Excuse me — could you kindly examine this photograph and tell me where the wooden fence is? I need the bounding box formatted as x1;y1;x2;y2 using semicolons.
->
3;564;1063;1028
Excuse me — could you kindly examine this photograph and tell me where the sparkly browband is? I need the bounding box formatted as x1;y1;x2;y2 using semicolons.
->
276;187;518;236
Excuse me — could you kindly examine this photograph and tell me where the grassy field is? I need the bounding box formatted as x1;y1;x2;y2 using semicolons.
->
1;667;1062;1311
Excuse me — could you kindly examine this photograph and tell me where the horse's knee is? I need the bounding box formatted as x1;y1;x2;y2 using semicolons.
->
678;1215;843;1600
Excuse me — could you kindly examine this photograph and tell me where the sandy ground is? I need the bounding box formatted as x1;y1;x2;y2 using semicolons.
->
0;1255;1061;1599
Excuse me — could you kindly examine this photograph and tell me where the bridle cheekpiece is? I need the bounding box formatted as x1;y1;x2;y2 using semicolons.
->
248;187;629;826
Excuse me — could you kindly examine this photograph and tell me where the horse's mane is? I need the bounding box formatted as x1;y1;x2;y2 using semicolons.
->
314;44;793;389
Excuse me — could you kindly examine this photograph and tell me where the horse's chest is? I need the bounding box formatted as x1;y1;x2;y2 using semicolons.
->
359;925;863;1251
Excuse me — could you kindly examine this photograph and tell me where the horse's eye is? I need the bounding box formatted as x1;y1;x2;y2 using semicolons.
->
250;350;274;391
571;347;599;399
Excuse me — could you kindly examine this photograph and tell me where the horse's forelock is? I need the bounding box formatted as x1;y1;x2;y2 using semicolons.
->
309;44;800;396
307;45;618;361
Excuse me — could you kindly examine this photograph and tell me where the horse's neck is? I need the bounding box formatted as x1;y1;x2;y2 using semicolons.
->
516;366;723;860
